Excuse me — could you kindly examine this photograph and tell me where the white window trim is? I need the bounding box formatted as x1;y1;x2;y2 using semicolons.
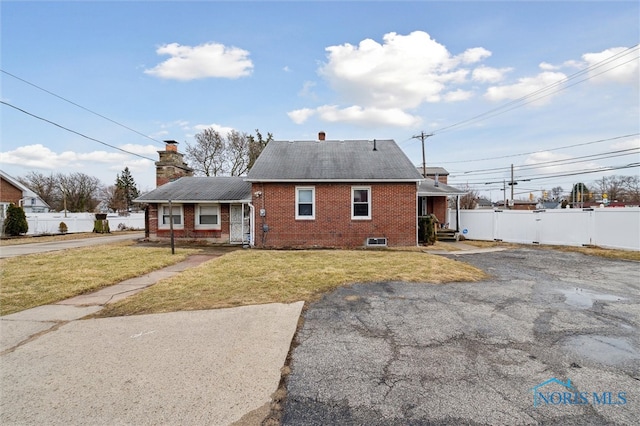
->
295;186;315;220
195;204;221;230
159;204;184;230
351;186;371;220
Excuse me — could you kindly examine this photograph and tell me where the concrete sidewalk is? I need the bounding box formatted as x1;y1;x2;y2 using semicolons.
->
1;253;304;425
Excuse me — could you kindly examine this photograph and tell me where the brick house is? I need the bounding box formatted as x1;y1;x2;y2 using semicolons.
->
246;137;422;248
136;142;252;244
137;135;424;248
0;169;50;215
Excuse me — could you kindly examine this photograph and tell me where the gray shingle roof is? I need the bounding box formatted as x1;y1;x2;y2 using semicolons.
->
246;140;423;181
418;178;466;196
135;177;251;203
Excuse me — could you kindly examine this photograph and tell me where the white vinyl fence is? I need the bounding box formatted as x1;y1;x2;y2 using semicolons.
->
450;207;640;251
21;212;145;235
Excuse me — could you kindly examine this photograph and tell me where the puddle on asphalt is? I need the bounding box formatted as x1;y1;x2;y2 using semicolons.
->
564;335;640;365
558;288;625;308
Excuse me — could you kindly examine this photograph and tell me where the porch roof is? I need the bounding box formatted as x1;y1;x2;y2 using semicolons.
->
135;177;252;203
418;178;466;196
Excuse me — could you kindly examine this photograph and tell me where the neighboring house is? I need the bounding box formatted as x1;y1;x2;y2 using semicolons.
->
0;169;51;215
476;197;494;209
416;166;465;226
138;135;464;248
417;178;466;228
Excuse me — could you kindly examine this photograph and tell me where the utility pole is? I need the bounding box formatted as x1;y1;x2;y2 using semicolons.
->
412;131;433;177
511;163;515;203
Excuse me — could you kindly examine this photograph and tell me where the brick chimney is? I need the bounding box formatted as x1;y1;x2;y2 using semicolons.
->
155;140;193;187
318;131;326;141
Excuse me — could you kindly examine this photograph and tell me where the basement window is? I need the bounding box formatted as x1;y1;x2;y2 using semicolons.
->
366;237;387;247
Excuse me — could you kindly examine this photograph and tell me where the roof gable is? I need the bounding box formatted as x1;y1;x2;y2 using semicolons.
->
135;177;251;203
246;139;423;182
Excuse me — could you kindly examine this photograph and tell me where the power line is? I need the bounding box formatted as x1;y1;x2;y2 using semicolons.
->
449;162;639;186
0;69;165;146
1;100;156;161
429;45;639;135
434;133;639;165
455;147;640;176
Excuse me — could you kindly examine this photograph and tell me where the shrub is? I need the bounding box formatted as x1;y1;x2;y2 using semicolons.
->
418;215;437;246
58;222;68;234
3;204;28;236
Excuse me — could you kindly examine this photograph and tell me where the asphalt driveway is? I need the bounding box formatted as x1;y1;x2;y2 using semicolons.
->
282;248;640;425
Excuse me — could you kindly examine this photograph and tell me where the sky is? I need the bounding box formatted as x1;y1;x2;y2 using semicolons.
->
1;0;638;201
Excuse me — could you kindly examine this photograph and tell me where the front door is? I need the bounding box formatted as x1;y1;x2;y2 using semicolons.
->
230;204;244;243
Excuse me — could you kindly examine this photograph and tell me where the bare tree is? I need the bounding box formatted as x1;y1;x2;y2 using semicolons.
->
186;128;227;176
621;175;640;202
58;172;101;212
594;175;636;202
550;186;563;201
459;185;479;209
227;130;250;176
18;172;61;208
185;128;273;176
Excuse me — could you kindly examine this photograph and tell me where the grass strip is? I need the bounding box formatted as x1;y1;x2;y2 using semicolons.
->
96;249;487;317
0;241;199;315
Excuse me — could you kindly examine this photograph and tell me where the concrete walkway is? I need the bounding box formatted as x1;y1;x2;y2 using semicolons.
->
426;240;507;255
0;252;304;425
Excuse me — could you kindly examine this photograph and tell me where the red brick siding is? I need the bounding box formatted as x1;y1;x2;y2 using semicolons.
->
0;177;23;205
253;182;417;248
147;203;231;242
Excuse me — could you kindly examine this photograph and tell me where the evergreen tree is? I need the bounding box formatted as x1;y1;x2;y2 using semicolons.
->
3;203;28;236
115;167;140;212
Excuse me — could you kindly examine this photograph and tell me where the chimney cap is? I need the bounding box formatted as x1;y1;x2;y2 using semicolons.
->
163;140;179;145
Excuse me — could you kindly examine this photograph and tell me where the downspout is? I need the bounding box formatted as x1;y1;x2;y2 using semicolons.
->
248;202;255;247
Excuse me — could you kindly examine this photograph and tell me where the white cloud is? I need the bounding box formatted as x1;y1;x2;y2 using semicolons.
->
298;81;317;98
283;66;291;72
610;136;640;150
524;151;600;175
289;105;421;127
442;89;474;102
582;47;639;85
319;31;491;109
472;65;512;83
0;144;155;170
144;42;253;80
484;71;567;105
287;108;316;124
455;47;491;64
192;123;236;135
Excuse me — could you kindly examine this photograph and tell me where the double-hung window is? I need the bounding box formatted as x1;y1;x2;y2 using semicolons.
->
196;204;221;229
352;187;371;219
296;187;315;220
160;204;183;229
